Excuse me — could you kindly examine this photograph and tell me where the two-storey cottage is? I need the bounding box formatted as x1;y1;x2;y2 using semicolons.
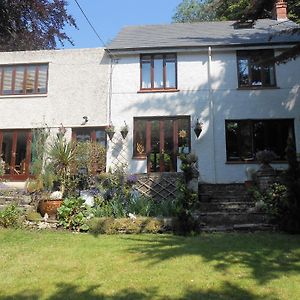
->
106;4;300;183
0;48;109;182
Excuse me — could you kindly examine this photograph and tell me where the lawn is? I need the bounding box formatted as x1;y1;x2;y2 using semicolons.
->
0;230;300;300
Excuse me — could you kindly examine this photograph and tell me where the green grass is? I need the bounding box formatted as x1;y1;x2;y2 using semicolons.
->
0;230;300;300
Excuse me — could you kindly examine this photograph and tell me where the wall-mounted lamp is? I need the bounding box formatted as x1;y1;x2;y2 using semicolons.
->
194;119;203;138
81;116;88;125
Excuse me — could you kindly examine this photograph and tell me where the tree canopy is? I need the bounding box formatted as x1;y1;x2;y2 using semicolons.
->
173;0;300;63
0;0;77;51
173;0;300;23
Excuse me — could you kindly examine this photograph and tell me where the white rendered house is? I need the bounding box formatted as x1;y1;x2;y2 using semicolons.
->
0;48;109;181
106;9;300;183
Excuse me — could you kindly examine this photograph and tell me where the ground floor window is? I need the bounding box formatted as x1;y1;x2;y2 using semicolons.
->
225;119;294;162
0;129;32;179
133;116;190;172
72;127;106;147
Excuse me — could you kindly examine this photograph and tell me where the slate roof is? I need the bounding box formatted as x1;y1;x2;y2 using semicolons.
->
107;19;300;51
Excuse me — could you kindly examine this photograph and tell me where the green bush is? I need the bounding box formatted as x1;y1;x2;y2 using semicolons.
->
25;211;42;222
0;205;23;228
57;198;90;231
88;217;171;235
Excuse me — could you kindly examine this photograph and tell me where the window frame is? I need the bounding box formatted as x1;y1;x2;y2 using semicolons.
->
139;53;178;91
133;115;190;159
225;119;295;163
236;50;277;88
72;127;107;148
0;63;49;96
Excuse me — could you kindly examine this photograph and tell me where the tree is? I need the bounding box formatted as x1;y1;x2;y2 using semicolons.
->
0;0;77;51
173;0;300;23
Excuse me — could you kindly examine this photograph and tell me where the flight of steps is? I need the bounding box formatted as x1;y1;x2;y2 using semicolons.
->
196;184;275;232
0;186;33;212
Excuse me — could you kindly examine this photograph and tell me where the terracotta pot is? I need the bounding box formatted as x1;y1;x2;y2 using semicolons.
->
38;199;63;218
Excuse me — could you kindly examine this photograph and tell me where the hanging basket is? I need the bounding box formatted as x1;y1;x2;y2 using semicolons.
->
194;124;202;138
120;129;128;139
107;131;115;141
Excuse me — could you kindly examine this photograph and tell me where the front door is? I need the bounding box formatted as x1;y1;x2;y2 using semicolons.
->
0;130;32;180
148;119;176;172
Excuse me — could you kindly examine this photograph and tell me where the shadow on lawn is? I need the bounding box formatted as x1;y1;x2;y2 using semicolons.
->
122;233;300;285
0;281;278;300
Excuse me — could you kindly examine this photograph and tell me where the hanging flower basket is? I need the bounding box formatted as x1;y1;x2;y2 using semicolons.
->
120;122;129;139
105;124;115;141
194;119;203;138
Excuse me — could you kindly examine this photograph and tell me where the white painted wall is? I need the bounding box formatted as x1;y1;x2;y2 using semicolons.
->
0;48;109;130
108;48;300;183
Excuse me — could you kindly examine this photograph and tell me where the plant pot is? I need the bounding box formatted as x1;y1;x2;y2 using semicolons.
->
38;199;63;219
244;180;253;189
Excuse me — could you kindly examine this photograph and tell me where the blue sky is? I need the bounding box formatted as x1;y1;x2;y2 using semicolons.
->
64;0;183;49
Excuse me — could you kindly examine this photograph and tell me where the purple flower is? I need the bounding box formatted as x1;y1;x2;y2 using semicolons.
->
127;174;138;184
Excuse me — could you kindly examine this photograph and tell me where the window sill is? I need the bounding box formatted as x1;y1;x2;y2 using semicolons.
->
226;160;288;164
137;89;180;94
132;156;147;160
237;86;279;90
0;93;48;99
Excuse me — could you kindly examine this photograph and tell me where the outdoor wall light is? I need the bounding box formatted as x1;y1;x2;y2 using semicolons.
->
194;119;203;138
81;116;88;125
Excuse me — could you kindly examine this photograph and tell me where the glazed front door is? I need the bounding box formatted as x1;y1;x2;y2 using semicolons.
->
0;130;32;180
147;119;176;172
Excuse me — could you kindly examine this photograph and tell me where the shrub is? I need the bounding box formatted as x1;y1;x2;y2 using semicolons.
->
0;205;23;228
25;211;42;222
57;198;90;231
88;217;170;235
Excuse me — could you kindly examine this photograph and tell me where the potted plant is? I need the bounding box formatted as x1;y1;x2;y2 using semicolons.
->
178;129;189;154
105;124;115;141
120;122;129;139
255;149;277;190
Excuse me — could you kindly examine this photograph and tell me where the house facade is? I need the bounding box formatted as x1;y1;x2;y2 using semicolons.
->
106;16;300;183
1;3;300;185
0;48;109;181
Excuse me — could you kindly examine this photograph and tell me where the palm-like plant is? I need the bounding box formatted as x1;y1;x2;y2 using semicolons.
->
48;135;76;195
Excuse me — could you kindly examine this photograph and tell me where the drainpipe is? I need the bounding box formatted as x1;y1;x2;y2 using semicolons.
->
207;46;217;183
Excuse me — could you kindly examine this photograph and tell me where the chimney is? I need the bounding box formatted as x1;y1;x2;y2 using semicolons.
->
274;0;288;20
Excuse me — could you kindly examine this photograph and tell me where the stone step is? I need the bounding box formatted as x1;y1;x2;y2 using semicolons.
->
0;195;32;205
199;183;247;194
0;204;33;212
199;223;277;232
195;212;269;227
199;194;250;202
198;201;256;213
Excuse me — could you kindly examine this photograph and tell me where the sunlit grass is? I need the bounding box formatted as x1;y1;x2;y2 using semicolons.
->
0;229;299;300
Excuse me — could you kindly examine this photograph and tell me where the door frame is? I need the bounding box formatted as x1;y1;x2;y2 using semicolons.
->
0;129;32;181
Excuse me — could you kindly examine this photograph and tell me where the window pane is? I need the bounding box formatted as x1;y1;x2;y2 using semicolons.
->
2;132;13;174
15;132;27;174
178;118;190;152
262;65;275;86
15;66;25;94
153;55;163;88
141;61;151;88
238;59;249;86
226;121;240;160
166;61;176;88
3;67;13;95
75;130;91;142
26;66;36;94
251;63;262;86
134;120;146;156
95;130;106;147
37;65;48;93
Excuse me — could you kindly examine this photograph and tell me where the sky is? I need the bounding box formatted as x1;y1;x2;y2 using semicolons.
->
63;0;183;49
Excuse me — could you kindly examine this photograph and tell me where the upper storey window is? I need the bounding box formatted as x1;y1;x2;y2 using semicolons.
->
237;50;276;88
140;54;177;91
0;64;48;96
